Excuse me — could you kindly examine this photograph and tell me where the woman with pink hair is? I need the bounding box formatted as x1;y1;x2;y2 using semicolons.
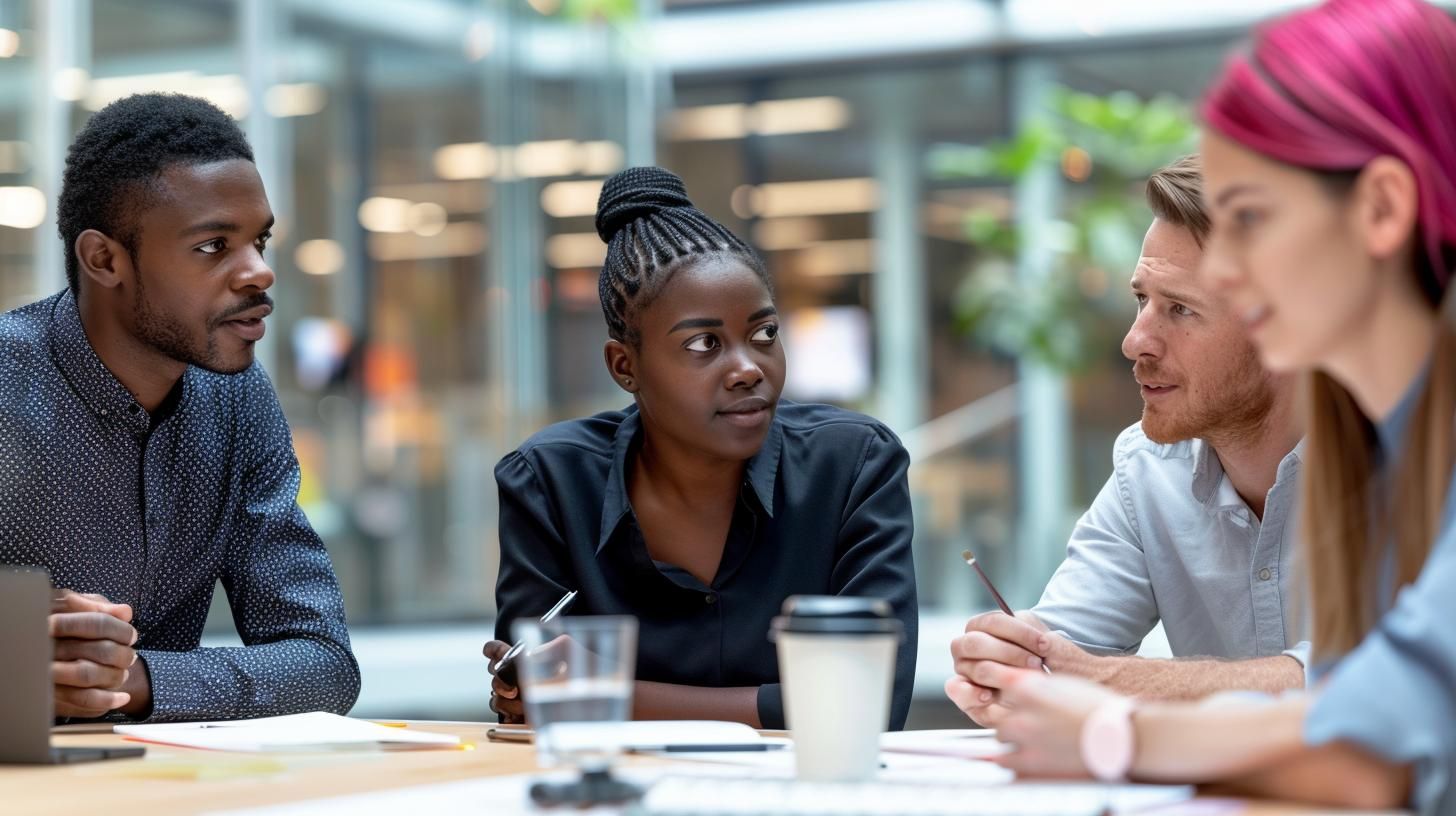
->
945;0;1456;810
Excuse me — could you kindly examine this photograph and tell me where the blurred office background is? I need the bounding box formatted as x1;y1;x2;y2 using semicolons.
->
5;0;1437;725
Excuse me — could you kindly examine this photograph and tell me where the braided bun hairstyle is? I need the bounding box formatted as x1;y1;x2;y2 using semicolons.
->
595;166;769;345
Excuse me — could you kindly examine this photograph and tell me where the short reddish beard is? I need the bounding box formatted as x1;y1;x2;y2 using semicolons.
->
1136;342;1276;446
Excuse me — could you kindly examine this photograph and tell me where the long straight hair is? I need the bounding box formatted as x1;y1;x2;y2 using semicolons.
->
1203;0;1456;660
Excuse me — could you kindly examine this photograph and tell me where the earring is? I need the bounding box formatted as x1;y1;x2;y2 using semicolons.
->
623;378;634;387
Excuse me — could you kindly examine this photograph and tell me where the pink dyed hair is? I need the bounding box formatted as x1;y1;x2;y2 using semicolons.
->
1202;0;1456;287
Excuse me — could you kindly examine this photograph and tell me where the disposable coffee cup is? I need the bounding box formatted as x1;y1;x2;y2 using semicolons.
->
770;595;903;782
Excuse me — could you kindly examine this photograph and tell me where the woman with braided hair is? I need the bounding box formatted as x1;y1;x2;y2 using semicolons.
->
482;167;918;729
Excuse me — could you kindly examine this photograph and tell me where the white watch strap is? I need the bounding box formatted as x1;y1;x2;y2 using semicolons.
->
1080;696;1137;782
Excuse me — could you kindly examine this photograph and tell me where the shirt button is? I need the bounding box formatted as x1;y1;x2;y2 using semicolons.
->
704;593;718;605
128;403;141;415
1259;568;1273;582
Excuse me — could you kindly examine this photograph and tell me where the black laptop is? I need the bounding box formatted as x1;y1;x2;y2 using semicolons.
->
0;569;145;764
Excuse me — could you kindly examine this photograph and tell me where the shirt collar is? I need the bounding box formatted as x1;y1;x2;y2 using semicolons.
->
1190;438;1225;507
1190;435;1305;510
47;289;181;435
595;405;784;555
745;414;783;516
1376;360;1430;460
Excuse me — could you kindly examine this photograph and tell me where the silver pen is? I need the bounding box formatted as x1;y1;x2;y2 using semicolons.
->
491;590;577;685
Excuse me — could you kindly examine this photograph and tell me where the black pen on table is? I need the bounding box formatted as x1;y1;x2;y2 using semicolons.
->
633;743;787;754
961;550;1052;674
492;589;578;686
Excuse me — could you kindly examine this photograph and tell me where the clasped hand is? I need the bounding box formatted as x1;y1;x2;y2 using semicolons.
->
49;590;138;718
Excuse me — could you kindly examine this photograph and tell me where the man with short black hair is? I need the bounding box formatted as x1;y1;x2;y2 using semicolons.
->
0;93;358;722
948;155;1308;726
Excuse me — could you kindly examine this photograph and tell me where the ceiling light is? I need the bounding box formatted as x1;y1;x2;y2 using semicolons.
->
368;223;487;262
0;28;20;59
434;142;497;181
513;140;580;178
374;181;489;214
265;83;327;118
407;202;448;237
294;239;346;276
0;186;46;229
541;180;604;218
53;68;89;102
578;141;624;176
668;103;748;141
748;97;851;135
83;71;248;118
733;178;877;218
358;197;413;233
669;97;852;142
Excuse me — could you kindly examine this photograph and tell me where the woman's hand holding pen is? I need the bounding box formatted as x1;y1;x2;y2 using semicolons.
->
485;590;578;723
483;640;526;724
483;633;582;724
947;610;1094;727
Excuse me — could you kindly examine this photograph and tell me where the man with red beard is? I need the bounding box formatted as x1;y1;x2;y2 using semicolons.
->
948;156;1308;727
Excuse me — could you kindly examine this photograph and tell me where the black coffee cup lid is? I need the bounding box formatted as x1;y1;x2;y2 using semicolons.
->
769;595;903;638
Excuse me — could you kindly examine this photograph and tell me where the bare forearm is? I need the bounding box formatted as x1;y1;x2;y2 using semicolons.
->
1086;654;1303;700
632;681;762;728
1204;742;1411;810
1132;695;1308;781
1139;695;1410;808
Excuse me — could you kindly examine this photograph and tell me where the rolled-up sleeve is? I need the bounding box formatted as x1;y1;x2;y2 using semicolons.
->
1305;527;1456;815
142;373;359;722
765;425;917;732
1032;472;1159;655
1283;640;1313;680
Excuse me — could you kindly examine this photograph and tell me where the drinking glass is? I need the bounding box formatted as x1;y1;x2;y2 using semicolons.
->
512;615;637;772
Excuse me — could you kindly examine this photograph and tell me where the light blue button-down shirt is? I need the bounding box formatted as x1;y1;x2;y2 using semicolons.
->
1305;373;1456;815
1032;423;1311;668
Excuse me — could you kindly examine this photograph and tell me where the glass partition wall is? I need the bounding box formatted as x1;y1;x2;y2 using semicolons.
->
2;0;1316;721
2;0;651;625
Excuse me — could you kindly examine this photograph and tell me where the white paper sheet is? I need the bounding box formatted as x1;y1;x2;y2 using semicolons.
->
544;720;785;752
879;728;1011;760
115;712;460;752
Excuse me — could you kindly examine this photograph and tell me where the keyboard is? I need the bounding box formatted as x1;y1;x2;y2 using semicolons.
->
639;775;1193;816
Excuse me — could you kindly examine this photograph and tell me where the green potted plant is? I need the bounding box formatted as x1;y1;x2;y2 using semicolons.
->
930;87;1197;373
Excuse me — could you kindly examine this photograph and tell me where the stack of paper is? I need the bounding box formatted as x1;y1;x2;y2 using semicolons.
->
115;712;461;753
879;729;1009;760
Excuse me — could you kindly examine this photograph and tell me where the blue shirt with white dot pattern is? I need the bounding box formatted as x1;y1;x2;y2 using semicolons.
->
0;290;359;722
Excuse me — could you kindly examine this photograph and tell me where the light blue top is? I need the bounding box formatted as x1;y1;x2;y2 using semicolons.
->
1032;423;1310;668
1304;370;1456;815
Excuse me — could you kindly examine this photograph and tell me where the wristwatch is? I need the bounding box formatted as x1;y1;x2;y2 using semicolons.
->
1080;696;1137;782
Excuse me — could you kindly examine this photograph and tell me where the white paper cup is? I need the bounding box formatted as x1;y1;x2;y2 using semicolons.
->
770;596;903;782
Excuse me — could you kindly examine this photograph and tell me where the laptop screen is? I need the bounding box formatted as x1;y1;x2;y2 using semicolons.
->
0;568;57;763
